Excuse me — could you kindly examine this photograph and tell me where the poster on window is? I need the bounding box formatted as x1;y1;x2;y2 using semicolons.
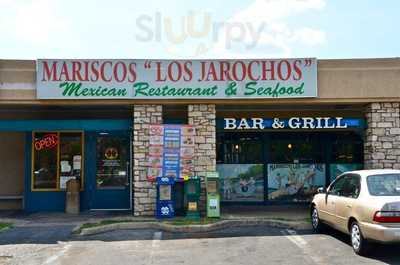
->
217;164;264;202
268;164;325;201
329;164;363;184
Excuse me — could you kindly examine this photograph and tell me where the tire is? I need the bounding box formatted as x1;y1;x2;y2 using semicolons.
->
350;221;370;256
311;206;324;232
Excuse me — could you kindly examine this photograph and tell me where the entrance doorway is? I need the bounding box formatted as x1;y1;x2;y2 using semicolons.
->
87;131;131;210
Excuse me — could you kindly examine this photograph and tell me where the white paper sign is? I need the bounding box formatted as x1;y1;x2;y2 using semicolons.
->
60;161;71;173
73;155;81;170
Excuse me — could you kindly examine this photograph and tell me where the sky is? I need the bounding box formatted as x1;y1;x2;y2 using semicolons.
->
0;0;398;59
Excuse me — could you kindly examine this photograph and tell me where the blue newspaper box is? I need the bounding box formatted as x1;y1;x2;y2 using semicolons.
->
156;176;175;218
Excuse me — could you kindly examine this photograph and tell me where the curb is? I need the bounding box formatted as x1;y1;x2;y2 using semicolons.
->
78;219;311;236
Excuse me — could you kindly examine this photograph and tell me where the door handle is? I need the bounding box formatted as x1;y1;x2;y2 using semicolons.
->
125;162;130;187
346;205;352;209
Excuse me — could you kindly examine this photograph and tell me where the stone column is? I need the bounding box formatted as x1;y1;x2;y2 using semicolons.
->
133;105;163;216
364;103;400;169
188;104;216;214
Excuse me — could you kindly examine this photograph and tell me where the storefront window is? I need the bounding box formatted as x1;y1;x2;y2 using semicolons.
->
59;133;83;189
331;133;363;163
218;133;262;164
329;133;363;183
33;132;58;189
329;164;363;184
267;163;326;202
32;132;84;191
216;130;363;202
270;134;323;163
217;164;264;202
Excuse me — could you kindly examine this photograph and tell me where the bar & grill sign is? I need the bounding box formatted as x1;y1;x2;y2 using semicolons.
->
36;58;317;99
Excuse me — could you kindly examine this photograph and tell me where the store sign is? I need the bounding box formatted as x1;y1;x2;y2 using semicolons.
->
36;58;317;99
34;133;58;150
223;117;364;130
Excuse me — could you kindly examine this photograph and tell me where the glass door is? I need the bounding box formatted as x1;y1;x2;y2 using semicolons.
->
88;131;131;210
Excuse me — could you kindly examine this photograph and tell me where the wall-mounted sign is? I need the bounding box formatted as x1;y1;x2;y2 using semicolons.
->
223;117;364;130
148;124;195;182
36;58;317;99
34;133;58;150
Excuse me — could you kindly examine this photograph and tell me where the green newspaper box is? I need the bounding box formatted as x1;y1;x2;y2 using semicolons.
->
184;176;201;220
206;172;220;218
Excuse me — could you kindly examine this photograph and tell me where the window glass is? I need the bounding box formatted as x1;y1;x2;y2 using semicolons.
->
219;133;262;164
367;174;400;196
331;133;363;163
32;132;84;191
96;136;128;188
268;164;325;201
270;134;323;163
33;132;58;189
329;175;348;196
59;133;83;189
341;175;361;198
159;185;171;200
207;181;217;193
217;164;264;202
329;164;363;184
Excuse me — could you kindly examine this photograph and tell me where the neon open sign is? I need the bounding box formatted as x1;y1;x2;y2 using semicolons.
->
34;134;58;151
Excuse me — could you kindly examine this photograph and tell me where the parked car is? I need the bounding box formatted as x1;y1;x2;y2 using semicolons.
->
311;169;400;255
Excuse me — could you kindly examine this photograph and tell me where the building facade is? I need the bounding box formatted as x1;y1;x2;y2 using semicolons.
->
0;58;399;215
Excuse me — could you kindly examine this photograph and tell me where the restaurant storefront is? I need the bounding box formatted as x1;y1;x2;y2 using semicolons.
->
0;58;399;215
216;116;364;204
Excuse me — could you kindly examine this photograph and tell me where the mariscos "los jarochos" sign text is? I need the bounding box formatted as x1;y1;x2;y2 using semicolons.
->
36;59;317;99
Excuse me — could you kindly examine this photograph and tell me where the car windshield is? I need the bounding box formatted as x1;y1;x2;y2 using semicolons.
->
367;174;400;196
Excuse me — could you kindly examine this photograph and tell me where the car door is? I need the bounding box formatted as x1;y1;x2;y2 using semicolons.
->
321;176;347;225
334;174;361;233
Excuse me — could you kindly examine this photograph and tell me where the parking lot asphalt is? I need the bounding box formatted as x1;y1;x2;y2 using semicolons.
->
0;224;399;265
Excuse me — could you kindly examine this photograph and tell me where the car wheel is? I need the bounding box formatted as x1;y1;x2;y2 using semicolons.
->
350;222;370;256
311;207;324;232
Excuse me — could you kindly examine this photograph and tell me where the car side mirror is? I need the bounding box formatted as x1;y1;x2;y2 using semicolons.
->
317;187;326;194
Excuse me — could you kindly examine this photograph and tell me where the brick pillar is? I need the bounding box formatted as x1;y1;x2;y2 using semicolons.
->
133;105;163;216
188;104;216;215
364;103;400;169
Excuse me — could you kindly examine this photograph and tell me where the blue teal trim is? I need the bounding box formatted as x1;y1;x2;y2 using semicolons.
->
24;132;66;212
0;119;132;131
21;119;132;212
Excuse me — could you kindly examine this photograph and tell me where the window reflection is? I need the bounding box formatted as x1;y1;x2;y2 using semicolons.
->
96;136;128;189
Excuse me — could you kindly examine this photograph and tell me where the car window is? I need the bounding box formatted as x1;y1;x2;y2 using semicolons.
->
329;174;360;198
329;175;347;196
341;175;361;198
367;174;400;196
